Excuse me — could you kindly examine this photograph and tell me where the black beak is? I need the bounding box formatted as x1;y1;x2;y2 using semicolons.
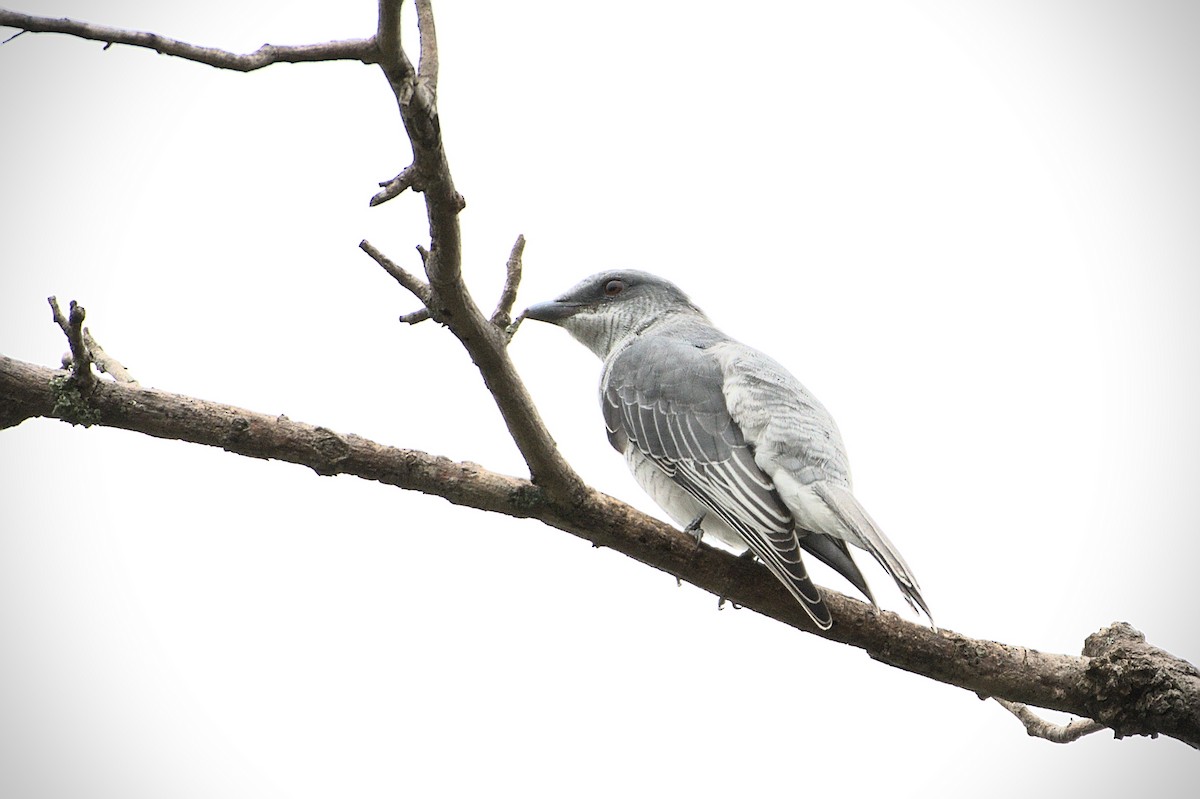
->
521;299;582;323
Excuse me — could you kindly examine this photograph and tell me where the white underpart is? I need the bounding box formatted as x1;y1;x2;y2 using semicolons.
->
624;448;750;554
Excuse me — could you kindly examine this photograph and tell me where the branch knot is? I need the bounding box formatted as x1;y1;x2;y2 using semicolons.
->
1081;622;1200;743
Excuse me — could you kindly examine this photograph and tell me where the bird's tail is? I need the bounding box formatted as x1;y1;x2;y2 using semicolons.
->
799;531;876;606
812;482;934;626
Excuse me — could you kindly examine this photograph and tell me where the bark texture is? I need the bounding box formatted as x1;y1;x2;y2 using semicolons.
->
2;354;1197;748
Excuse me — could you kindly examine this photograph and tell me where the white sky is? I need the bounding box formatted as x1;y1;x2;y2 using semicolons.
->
2;1;1198;796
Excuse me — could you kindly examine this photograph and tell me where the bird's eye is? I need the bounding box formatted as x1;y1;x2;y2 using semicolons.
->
604;279;625;297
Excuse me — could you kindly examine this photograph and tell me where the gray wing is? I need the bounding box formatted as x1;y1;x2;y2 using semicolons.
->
713;340;932;623
602;335;856;629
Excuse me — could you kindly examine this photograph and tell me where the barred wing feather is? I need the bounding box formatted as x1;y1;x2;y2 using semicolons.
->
602;336;836;629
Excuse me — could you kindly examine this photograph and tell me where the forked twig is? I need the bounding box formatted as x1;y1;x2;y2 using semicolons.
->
360;240;432;306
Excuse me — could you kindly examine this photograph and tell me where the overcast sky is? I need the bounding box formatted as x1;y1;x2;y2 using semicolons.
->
2;1;1198;796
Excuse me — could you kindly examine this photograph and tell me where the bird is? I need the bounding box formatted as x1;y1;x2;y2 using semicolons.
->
520;269;932;630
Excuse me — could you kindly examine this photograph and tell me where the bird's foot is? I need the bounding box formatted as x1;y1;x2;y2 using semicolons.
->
683;513;706;545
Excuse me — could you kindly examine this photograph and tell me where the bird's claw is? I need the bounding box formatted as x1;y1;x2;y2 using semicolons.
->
683;513;705;545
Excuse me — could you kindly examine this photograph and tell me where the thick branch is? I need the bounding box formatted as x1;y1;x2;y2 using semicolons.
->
2;351;1197;748
0;9;376;71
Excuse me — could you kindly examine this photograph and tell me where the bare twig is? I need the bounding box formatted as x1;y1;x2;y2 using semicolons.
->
504;311;527;343
48;296;94;391
82;328;138;384
359;240;432;306
399;308;432;325
0;9;376;71
994;699;1106;743
370;165;418;207
490;234;526;329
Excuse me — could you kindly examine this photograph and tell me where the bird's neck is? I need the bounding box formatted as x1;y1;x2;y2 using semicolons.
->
572;306;710;361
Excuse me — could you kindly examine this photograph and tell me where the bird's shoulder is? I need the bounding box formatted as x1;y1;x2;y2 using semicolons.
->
600;325;729;411
599;327;741;462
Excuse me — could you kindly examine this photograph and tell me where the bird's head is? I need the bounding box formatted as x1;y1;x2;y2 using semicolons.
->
520;270;703;358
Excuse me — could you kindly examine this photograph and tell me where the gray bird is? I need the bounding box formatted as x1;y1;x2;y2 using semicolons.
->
522;270;931;630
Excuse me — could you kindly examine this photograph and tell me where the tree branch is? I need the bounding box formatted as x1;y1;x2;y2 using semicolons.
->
359;239;432;307
994;699;1106;743
0;9;377;71
368;0;584;500
2;1;586;501
2;351;1198;747
491;234;526;330
82;327;138;385
370;165;418;207
398;307;432;325
48;295;138;386
47;296;93;391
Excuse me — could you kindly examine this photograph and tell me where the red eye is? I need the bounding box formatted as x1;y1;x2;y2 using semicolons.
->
604;279;625;297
